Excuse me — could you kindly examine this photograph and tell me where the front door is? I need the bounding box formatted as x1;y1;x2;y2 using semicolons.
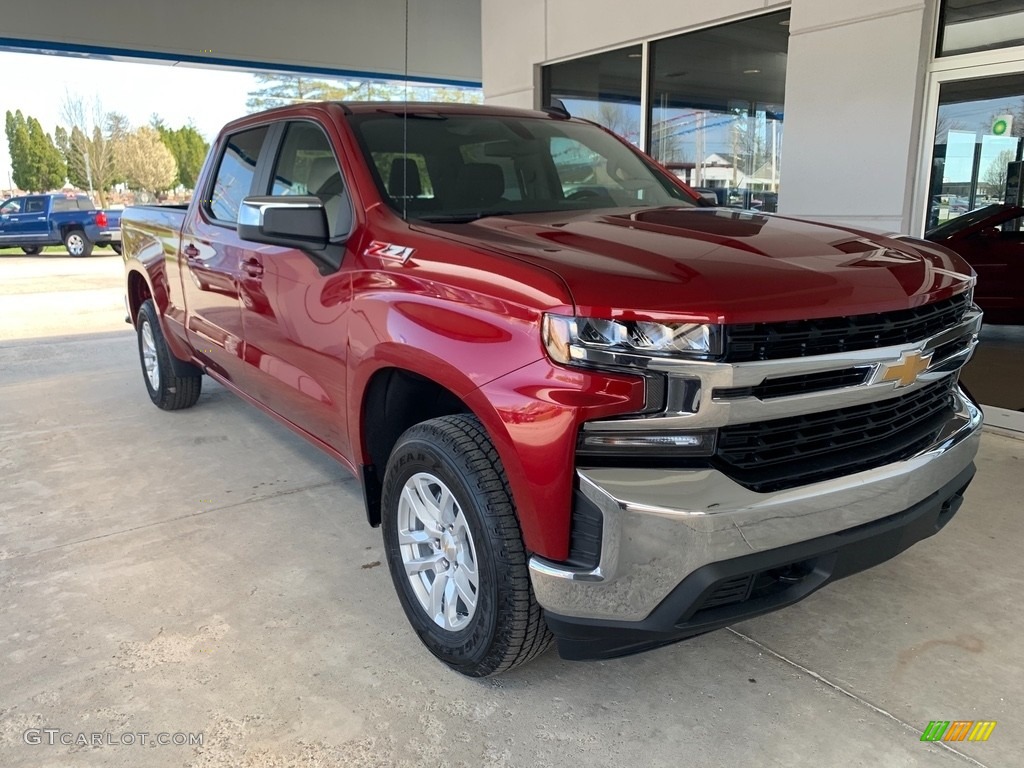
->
0;196;48;246
181;124;271;384
239;119;356;455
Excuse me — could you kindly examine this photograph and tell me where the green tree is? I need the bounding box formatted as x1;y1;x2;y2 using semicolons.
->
5;111;65;192
246;73;363;112
152;119;209;189
5;110;34;190
27;117;66;191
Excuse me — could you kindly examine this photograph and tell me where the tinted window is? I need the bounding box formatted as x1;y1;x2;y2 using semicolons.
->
207;125;269;224
24;197;47;214
269;121;349;238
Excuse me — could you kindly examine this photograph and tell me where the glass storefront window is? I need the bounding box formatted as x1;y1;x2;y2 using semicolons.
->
542;45;643;148
649;11;789;212
927;73;1024;230
939;0;1024;57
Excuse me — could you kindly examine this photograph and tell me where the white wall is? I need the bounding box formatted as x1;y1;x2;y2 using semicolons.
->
782;2;931;233
1;0;481;85
481;0;935;234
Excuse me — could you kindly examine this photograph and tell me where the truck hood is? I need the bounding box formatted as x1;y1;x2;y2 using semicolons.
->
425;207;974;324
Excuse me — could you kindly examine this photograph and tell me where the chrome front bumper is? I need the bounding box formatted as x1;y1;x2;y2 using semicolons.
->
529;387;983;623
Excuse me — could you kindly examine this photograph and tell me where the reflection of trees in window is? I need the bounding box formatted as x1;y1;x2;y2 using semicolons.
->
983;148;1016;194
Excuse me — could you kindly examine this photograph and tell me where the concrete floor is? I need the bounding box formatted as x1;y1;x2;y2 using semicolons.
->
1;254;1022;767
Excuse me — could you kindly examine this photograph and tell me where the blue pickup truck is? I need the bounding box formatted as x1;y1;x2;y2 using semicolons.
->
0;193;122;257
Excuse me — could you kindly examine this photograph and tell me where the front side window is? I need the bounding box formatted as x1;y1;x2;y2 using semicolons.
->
269;121;349;238
1;198;23;215
351;113;694;222
207;125;270;224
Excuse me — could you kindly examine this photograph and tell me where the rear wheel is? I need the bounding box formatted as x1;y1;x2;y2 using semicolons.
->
381;414;552;677
63;229;93;257
21;245;42;255
111;243;123;256
136;299;202;410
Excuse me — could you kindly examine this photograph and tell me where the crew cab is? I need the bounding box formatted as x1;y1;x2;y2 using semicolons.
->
0;192;121;256
122;102;983;676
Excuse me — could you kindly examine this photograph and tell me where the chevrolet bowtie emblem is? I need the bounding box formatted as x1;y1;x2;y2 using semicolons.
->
879;350;932;387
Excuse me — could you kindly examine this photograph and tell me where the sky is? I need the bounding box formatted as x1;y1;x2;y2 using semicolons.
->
0;51;255;189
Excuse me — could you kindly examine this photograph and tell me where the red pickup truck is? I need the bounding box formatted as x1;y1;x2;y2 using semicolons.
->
123;102;983;677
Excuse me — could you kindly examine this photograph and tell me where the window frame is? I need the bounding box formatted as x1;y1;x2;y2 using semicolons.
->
261;118;354;241
201;122;275;229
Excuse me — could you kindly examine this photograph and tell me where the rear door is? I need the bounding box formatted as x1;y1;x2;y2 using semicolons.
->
238;119;356;453
181;124;272;384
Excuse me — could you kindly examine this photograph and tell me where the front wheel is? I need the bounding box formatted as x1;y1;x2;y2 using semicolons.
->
381;414;552;677
63;229;93;258
136;299;202;410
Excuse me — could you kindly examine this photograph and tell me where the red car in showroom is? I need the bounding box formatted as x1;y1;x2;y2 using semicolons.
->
926;203;1024;325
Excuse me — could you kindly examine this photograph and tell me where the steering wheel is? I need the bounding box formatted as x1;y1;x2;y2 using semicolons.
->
565;188;601;201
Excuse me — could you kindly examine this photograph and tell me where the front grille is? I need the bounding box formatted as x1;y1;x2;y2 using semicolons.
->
715;379;956;492
715;367;870;401
724;293;970;362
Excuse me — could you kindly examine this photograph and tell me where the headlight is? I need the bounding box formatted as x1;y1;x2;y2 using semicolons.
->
543;314;722;367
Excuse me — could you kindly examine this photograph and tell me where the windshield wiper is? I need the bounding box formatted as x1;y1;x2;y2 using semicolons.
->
416;210;518;223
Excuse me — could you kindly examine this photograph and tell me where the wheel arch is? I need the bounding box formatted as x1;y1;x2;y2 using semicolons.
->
357;364;476;528
353;358;535;538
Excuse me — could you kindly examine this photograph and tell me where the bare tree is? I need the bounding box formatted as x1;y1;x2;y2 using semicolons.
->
983;149;1016;196
60;93;118;205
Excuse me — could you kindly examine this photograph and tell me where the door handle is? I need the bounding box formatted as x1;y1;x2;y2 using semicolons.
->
184;243;201;259
241;258;264;277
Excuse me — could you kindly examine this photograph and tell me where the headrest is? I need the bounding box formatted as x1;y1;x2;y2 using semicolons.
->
307;155;341;194
388;157;423;198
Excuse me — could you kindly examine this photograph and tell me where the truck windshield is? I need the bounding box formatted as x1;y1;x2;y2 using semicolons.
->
350;112;697;222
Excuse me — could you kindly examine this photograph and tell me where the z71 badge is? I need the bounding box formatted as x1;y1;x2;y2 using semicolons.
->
364;241;415;263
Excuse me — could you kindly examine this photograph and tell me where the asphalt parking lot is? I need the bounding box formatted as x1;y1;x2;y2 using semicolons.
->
1;254;1022;767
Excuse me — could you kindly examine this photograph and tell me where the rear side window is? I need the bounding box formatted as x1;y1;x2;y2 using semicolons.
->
52;197;74;212
207;125;270;224
24;197;47;214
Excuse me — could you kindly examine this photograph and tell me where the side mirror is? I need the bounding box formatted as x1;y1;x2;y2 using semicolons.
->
698;191;718;204
237;196;329;250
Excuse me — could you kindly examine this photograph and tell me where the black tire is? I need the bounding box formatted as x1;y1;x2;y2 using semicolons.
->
136;299;202;410
21;246;42;255
111;243;123;256
63;228;93;257
381;414;553;677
